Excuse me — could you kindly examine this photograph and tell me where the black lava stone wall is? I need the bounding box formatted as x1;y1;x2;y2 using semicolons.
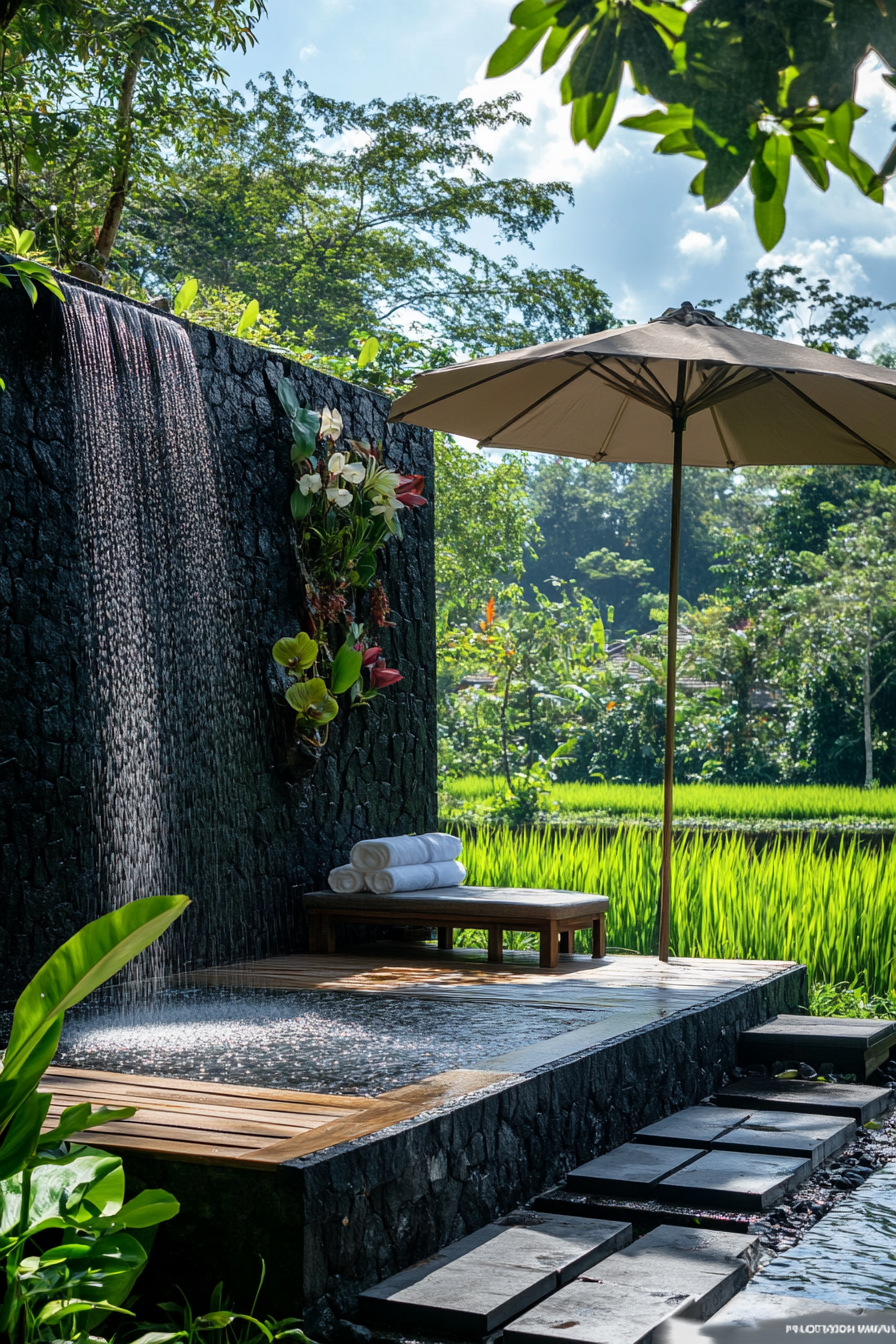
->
0;279;436;996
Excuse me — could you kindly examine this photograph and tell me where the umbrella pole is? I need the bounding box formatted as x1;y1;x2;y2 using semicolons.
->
658;408;684;963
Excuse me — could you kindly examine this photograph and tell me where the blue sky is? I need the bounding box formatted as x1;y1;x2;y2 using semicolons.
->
226;0;896;347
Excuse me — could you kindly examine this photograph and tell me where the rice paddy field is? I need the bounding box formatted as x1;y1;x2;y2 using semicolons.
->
444;777;896;827
454;824;896;1011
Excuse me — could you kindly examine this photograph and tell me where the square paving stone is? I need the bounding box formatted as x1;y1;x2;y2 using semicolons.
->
706;1291;872;1329
507;1224;760;1341
635;1107;752;1147
658;1150;811;1211
709;1110;854;1167
567;1144;706;1198
503;1277;692;1344
713;1077;892;1123
359;1214;632;1335
739;1014;896;1082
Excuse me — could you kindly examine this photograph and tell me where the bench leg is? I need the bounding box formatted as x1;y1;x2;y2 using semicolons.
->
539;921;559;969
437;926;454;950
487;927;503;963
592;914;606;959
308;912;335;954
558;930;572;955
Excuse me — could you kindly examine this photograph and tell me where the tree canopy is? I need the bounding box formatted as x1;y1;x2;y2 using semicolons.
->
487;0;896;250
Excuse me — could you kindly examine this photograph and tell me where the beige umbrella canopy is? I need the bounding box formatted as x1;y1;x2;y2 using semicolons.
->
389;302;896;961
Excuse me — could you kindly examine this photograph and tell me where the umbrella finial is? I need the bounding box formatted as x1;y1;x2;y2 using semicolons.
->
650;301;731;328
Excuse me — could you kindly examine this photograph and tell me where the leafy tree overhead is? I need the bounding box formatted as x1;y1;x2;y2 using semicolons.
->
0;0;266;273
134;74;619;351
487;0;896;250
719;265;895;357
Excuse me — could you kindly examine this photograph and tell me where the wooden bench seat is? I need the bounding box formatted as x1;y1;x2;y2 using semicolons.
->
304;886;609;968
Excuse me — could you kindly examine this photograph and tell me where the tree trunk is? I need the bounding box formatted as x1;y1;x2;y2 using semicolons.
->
863;621;874;789
94;55;141;268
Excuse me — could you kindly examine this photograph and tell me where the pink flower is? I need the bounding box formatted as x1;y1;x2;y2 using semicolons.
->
369;657;403;689
354;642;383;669
395;474;427;508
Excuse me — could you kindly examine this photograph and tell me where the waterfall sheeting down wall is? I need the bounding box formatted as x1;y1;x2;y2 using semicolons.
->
0;280;436;995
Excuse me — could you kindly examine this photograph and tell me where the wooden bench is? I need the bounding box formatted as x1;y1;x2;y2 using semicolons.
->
304;886;609;969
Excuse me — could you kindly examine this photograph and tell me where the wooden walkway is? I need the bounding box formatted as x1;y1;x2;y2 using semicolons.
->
44;948;797;1170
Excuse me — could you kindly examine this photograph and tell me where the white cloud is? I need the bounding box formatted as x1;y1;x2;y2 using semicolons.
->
758;237;868;290
852;234;896;258
677;230;728;262
299;43;318;60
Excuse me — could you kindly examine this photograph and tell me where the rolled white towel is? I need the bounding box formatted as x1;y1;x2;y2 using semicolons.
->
327;864;368;893
350;832;463;873
367;860;467;894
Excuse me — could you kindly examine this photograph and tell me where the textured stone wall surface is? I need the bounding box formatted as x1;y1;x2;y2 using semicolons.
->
0;280;436;993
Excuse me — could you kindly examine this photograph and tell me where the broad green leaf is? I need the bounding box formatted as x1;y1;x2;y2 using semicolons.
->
541;22;577;72
486;20;552;77
621;103;692;135
290;487;314;521
290;439;315;463
353;552;377;587
291;406;322;450
590;615;606;656
173;277;198;317
694;126;750;207
277;378;299;418
130;1333;186;1344
0;1092;51;1180
357;335;379;368
235;299;259;338
792;130;830;191
285;678;327;714
37;1102;136;1152
36;1299;133;1325
18;273;37;304
92;1188;180;1230
0;894;188;1132
751;133;791;251
330;642;363;695
655;127;702;158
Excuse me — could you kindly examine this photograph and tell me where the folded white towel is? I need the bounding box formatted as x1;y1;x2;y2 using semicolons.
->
367;860;467;894
350;832;463;873
327;864;368;893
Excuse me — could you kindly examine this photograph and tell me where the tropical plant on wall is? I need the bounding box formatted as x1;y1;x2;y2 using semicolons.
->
273;378;427;760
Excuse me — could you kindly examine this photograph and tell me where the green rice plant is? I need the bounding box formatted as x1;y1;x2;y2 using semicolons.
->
454;824;896;997
444;777;896;824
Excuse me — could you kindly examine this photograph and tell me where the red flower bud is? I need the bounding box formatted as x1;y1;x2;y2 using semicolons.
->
369;658;403;689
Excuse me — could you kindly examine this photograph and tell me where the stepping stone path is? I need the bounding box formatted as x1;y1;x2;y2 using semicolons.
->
358;1017;893;1343
504;1225;759;1344
739;1013;896;1082
359;1214;631;1334
715;1076;891;1123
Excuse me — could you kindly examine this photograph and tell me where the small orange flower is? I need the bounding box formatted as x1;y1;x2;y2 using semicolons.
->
606;701;616;711
485;596;495;626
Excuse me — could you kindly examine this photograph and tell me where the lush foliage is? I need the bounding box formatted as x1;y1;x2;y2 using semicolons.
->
444;777;896;824
455;823;896;997
272;380;425;754
0;895;188;1344
0;0;266;273
487;0;896;249
0;226;64;390
123;75;618;353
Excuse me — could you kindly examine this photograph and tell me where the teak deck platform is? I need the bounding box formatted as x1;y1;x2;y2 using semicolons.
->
44;945;799;1170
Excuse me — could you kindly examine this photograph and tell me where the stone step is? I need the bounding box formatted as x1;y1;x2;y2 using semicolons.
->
706;1291;872;1330
504;1224;759;1343
533;1194;752;1236
714;1076;892;1124
566;1144;706;1198
358;1213;631;1335
634;1106;854;1170
658;1151;811;1211
739;1014;896;1082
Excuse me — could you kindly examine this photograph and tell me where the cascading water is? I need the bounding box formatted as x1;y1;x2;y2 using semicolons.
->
64;284;274;992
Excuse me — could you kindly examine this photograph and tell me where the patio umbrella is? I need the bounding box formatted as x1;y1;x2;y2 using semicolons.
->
388;301;896;962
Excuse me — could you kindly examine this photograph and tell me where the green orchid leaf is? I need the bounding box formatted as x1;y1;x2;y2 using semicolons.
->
277;378;299;418
290;438;315;463
290;487;314;521
330;642;363;695
0;895;188;1133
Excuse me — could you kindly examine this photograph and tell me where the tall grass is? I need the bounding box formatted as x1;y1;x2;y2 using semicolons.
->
446;777;896;823
456;824;896;996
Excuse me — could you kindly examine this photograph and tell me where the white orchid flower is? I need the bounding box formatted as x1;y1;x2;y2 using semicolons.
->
320;406;344;441
327;451;347;477
371;498;405;521
326;485;353;507
341;461;366;485
299;472;322;495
